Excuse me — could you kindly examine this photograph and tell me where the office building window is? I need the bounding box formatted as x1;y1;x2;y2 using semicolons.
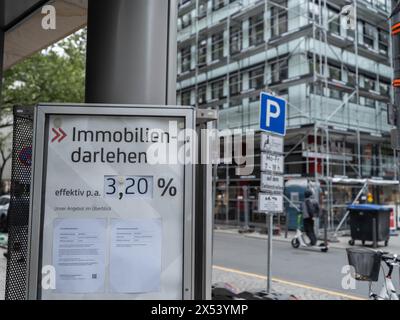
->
271;58;288;83
198;0;208;18
378;29;389;56
212;0;225;11
362;21;375;48
198;38;207;66
365;97;376;108
330;89;342;100
347;71;356;86
271;1;288;37
363;76;376;91
181;90;191;105
181;46;191;73
380;81;390;96
328;7;340;35
212;32;224;61
310;83;323;96
329;65;341;81
249;66;264;90
230;24;242;54
198;85;207;105
211;79;225;100
180;12;192;29
249;13;264;46
229;72;242;96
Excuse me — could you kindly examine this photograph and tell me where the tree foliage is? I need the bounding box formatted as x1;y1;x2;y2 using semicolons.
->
1;29;86;120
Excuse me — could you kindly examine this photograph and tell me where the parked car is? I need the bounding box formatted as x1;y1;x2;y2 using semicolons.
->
0;195;10;233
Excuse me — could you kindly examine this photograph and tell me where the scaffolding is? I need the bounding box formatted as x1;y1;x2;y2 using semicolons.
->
176;0;397;231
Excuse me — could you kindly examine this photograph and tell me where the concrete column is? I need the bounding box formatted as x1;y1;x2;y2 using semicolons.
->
0;1;4;100
85;0;177;105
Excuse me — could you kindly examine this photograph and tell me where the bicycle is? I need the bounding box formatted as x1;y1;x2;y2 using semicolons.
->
347;248;400;300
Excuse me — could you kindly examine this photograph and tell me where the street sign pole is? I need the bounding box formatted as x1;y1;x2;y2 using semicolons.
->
258;92;287;294
266;213;273;293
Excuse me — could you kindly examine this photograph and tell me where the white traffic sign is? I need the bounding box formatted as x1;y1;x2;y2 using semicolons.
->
258;193;284;213
261;173;284;193
261;153;284;173
260;133;284;154
259;93;287;136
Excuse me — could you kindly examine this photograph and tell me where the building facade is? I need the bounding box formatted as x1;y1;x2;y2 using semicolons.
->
176;0;397;229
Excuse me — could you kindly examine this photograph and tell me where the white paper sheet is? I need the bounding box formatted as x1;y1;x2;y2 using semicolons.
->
53;219;107;294
109;219;162;293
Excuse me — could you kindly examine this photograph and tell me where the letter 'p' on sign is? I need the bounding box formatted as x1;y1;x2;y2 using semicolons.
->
259;93;286;136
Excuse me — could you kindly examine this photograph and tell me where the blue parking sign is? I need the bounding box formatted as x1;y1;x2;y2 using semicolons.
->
259;93;286;136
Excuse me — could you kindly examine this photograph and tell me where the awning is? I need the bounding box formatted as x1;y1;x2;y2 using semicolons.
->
2;0;88;70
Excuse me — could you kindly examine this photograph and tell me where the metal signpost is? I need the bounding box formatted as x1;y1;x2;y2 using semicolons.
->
258;93;286;293
27;104;196;300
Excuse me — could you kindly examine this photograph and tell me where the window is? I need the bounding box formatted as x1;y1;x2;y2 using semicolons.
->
380;81;390;96
362;22;375;48
211;79;225;100
198;38;207;66
197;85;207;105
271;1;288;37
309;1;321;21
328;7;340;35
180;12;192;29
347;71;356;86
363;76;376;91
376;0;388;11
249;13;264;46
249;66;264;90
212;32;224;61
330;89;342;100
378;29;389;56
181;46;191;73
329;65;341;81
229;72;242;96
230;25;242;54
198;0;208;18
270;58;288;83
365;97;375;108
178;0;192;8
310;83;323;96
212;0;224;11
181;90;191;105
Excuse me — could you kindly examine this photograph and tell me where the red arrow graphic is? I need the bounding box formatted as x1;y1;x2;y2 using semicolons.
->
58;128;67;142
51;128;60;143
51;128;67;143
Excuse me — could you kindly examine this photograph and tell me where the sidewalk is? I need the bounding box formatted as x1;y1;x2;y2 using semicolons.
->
215;227;400;252
212;266;361;300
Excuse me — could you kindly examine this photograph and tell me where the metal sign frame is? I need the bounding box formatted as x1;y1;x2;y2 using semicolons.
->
27;103;196;300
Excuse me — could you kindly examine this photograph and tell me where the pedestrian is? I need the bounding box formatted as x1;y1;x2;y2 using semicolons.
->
302;189;319;246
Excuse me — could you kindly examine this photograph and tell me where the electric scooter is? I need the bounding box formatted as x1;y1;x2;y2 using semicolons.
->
291;214;328;253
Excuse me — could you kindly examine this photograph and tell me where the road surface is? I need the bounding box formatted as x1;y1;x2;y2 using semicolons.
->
213;232;397;299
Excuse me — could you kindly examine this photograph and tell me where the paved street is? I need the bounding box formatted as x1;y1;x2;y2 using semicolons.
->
213;231;398;299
